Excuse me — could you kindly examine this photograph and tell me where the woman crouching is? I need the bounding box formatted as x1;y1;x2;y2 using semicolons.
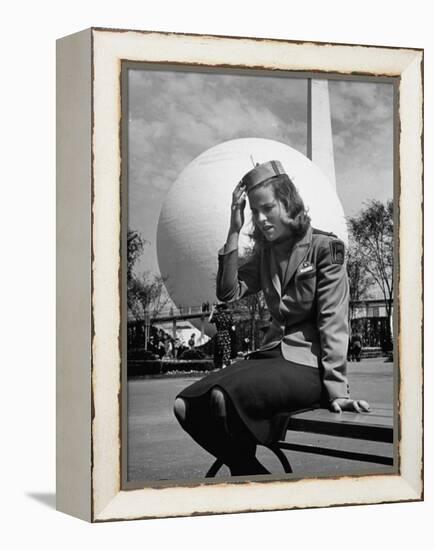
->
174;160;370;476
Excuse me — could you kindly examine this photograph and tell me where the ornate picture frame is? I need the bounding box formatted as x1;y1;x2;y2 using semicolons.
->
56;27;423;522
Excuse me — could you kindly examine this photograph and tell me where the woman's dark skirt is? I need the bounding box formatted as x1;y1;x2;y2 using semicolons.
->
177;346;322;446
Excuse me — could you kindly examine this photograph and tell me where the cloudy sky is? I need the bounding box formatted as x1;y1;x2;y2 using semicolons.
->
128;68;394;276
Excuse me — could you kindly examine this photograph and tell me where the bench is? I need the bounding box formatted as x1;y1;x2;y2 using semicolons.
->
205;403;394;477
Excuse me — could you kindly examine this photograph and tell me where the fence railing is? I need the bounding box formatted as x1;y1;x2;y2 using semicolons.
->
151;304;211;320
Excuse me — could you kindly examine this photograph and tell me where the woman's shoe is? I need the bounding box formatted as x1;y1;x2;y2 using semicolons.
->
228;456;270;476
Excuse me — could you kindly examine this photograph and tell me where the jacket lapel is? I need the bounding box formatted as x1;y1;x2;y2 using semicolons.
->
269;247;281;295
262;246;281;297
281;226;312;291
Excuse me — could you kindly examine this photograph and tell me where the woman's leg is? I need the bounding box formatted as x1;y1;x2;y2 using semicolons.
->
209;388;270;476
174;395;230;460
210;387;230;435
173;397;188;426
174;391;270;476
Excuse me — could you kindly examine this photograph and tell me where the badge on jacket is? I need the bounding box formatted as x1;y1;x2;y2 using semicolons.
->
299;261;314;274
329;240;345;264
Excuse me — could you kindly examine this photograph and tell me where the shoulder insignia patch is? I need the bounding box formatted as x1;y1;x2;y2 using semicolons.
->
329;240;345;264
313;227;338;238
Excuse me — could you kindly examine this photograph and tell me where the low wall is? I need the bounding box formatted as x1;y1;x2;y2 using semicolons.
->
128;359;215;377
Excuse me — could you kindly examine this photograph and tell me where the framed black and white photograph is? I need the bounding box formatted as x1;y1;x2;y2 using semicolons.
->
56;27;423;522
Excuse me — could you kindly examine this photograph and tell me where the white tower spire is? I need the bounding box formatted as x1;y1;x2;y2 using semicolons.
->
307;79;336;189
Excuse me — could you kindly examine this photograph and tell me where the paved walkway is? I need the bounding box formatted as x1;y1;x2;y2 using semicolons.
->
127;358;395;483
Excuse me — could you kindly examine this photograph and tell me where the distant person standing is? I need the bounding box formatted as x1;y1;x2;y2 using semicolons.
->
174;338;181;358
188;333;196;349
177;341;188;358
209;303;233;368
350;332;363;362
242;336;251;354
164;338;174;359
157;339;166;359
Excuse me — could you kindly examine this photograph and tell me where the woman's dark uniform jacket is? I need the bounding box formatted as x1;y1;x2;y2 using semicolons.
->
217;225;350;402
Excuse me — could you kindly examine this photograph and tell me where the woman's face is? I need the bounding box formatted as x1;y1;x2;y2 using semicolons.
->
248;184;292;242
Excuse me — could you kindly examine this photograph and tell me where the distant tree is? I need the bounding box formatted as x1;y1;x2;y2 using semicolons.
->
127;229;169;320
347;199;393;347
127;230;147;282
128;271;170;320
346;236;372;322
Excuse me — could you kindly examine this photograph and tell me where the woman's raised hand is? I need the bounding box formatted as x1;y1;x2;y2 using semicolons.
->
330;398;371;414
230;181;247;233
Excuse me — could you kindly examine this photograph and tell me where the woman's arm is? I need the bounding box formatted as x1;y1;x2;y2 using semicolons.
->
316;239;370;413
216;181;261;302
315;239;350;401
216;246;261;302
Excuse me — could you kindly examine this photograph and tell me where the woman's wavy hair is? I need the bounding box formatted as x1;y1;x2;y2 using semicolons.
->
249;173;311;248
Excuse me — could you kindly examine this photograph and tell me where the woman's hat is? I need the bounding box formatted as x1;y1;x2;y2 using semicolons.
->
241;160;286;192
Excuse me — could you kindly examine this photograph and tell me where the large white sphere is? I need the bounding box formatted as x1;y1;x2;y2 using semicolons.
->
157;138;347;312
